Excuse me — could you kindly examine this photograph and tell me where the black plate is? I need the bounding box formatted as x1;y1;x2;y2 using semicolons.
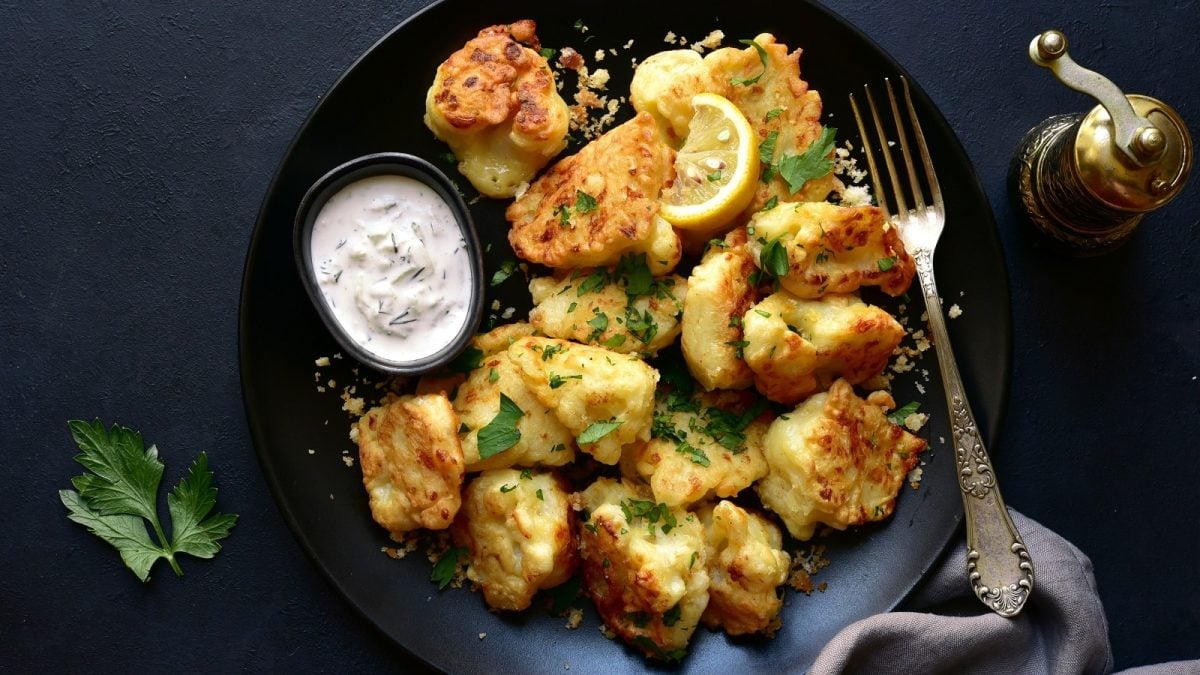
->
239;0;1011;672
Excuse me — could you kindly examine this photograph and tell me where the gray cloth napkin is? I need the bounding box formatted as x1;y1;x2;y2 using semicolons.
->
809;511;1118;674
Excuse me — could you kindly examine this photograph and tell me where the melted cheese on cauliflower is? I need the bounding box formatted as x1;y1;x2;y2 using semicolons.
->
424;21;569;198
698;500;791;636
621;389;769;508
746;201;916;298
451;469;576;611
453;350;577;471
528;269;686;357
741;291;904;405
680;228;757;391
507;337;657;465
575;478;709;660
756;379;927;540
357;393;465;537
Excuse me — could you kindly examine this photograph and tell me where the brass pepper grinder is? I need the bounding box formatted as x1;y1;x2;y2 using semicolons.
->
1011;30;1193;255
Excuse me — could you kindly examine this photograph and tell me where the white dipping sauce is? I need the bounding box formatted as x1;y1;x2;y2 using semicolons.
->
310;174;472;362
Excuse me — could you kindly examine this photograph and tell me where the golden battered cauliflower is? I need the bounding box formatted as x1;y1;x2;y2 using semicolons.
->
621;389;769;508
697;500;791;636
756;379;927;540
451;469;577;611
741;291;904;405
575;478;709;661
630;34;834;210
528;263;686;357
453;349;577;472
506;113;675;269
356;393;465;537
425;20;569;197
507;337;657;465
680;228;758;391
747;201;916;298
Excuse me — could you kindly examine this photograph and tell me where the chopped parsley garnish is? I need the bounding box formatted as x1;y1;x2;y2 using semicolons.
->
662;604;683;627
567;301;578;313
490;259;518;286
555;203;572;227
431;546;468;590
577;269;608;296
731;38;768;86
617;254;654;298
441;152;457;165
761;195;779;211
540;343;567;361
727;338;750;358
539;47;556;61
536;488;544;501
499;484;517;493
548;372;583;389
707;169;722;182
778;126;837;194
759;236;789;278
574;189;599;214
754;309;772;318
586;310;609;342
888;401;921;425
448;347;484;374
758;130;779;165
877;256;897;272
619;498;677;536
577;419;623;445
765;107;785;121
477;394;523;459
488;368;499;383
520;469;533;480
601;334;628;348
623;306;658;344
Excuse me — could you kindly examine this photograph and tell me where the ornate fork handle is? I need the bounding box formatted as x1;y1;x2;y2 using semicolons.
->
913;248;1034;617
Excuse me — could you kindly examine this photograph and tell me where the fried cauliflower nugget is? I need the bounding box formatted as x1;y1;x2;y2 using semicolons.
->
621;389;769;508
506;113;676;269
575;478;709;661
425;20;569;198
697;501;791;636
681;229;757;391
528;267;686;357
357;393;465;537
453;349;577;472
630;35;833;210
507;337;658;465
756;379;927;540
742;291;904;405
451;469;577;611
747;201;916;298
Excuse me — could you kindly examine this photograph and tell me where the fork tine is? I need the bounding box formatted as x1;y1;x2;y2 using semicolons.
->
886;78;925;211
864;82;909;214
902;76;943;211
848;90;890;215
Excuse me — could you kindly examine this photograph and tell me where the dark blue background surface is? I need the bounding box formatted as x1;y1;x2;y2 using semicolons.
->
2;1;1197;671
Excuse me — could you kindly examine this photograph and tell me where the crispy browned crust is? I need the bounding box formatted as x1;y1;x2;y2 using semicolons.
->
357;394;465;535
506;113;675;269
428;21;560;141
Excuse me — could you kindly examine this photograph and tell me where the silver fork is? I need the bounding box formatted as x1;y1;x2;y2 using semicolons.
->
850;77;1034;617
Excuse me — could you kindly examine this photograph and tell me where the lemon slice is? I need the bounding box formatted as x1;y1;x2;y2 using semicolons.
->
658;93;759;231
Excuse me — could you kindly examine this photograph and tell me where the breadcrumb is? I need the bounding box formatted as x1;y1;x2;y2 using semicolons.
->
948;303;963;319
566;607;584;629
315;356;331;367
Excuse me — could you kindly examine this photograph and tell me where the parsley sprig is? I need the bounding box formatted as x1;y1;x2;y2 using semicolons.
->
59;420;237;582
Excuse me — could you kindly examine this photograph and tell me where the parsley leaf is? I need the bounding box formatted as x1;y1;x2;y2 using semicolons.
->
431;546;468;590
59;420;237;582
477;394;524;459
761;195;779;212
759;236;789;278
888;401;921;425
575;189;599;214
539;47;557;61
448;347;484;374
578;419;623;444
555;203;572;227
548;372;582;389
758;130;779;166
618;254;653;298
764;107;785;122
778;126;837;194
731;38;768;86
877;256;897;272
490;259;518;286
662;604;683;627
